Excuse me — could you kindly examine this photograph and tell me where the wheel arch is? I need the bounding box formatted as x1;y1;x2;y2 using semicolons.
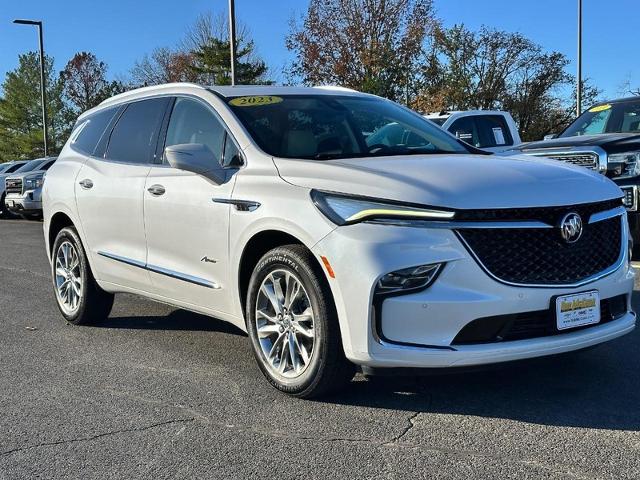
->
48;211;76;255
237;229;335;323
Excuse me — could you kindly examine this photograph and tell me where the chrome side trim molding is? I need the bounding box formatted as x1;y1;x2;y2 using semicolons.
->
146;263;220;289
97;251;219;289
454;216;627;289
97;251;146;269
213;198;261;212
588;206;625;224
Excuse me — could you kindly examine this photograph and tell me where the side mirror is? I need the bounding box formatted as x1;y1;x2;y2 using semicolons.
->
543;133;558;141
164;143;226;184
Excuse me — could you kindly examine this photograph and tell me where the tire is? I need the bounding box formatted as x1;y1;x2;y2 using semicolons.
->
51;226;114;325
246;244;355;398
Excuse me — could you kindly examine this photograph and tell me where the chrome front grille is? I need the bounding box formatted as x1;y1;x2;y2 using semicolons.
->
5;178;22;195
455;200;624;286
539;152;599;170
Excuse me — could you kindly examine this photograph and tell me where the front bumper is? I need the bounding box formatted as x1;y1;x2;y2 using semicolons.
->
5;190;42;214
313;221;635;369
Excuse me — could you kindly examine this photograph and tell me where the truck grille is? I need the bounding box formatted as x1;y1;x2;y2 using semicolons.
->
5;178;23;195
532;152;599;170
456;201;623;286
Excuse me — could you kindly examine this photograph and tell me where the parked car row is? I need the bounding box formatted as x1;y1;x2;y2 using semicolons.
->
505;96;640;244
0;157;56;220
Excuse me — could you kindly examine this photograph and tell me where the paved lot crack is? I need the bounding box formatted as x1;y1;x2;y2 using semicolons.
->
0;418;194;457
386;411;420;444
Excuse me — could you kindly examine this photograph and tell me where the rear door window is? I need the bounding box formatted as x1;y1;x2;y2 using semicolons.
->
71;107;118;155
106;98;169;164
448;117;479;147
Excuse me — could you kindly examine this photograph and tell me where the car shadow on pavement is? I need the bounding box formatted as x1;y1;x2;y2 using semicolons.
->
92;309;247;336
325;340;640;431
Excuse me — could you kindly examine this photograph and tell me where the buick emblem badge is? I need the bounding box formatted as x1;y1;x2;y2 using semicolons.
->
559;213;583;244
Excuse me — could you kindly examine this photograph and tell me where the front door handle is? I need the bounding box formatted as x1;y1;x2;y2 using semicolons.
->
79;179;93;190
147;184;166;196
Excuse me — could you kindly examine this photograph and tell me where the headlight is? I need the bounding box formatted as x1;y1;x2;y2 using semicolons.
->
375;264;443;296
609;151;640;178
311;190;454;226
25;175;44;190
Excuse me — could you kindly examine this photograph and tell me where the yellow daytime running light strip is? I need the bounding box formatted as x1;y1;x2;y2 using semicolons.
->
345;208;454;223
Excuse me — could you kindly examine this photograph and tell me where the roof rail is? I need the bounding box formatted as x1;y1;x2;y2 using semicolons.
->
312;85;358;93
98;82;206;107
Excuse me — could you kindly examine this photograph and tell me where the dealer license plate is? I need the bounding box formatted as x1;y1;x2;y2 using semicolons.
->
556;291;600;331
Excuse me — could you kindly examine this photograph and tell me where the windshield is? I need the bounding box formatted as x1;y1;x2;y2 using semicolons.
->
561;100;640;137
226;94;468;160
14;159;45;174
0;163;12;173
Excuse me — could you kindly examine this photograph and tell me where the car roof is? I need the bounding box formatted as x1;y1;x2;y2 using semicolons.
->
84;83;373;120
425;110;508;119
591;96;640;106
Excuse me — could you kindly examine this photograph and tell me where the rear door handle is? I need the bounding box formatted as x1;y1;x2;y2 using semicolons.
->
79;179;93;190
147;184;166;196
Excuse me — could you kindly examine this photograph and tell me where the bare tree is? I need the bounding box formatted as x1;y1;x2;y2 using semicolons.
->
414;25;600;140
130;47;201;86
60;52;114;112
286;0;436;102
619;76;640;97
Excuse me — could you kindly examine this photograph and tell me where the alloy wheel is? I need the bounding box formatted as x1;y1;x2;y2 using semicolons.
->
255;269;315;379
54;241;83;314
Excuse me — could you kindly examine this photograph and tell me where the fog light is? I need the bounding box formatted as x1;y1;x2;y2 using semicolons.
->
375;264;443;296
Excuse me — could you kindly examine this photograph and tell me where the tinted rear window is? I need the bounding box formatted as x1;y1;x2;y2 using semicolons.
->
106;98;169;164
71;107;118;155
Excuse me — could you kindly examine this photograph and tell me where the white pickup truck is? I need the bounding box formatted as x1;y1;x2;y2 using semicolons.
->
426;110;521;153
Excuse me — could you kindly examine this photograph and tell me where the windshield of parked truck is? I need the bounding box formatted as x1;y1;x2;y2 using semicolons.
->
13;159;46;174
226;94;469;160
561;100;640;137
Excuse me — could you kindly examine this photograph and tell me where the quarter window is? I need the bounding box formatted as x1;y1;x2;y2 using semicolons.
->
71;107;118;155
106;98;168;164
165;98;225;164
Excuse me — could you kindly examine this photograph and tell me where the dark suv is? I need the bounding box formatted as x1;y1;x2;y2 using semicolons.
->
507;96;640;243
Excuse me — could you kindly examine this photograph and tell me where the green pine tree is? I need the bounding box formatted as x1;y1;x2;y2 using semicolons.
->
0;52;71;161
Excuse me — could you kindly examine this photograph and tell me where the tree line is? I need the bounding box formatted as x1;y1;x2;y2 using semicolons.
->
1;0;637;161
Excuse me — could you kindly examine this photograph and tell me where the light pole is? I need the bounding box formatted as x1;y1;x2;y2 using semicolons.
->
576;0;583;117
13;19;48;156
228;0;237;86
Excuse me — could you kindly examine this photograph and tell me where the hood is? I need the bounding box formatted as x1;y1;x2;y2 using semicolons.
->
513;133;640;153
3;170;45;181
274;154;622;210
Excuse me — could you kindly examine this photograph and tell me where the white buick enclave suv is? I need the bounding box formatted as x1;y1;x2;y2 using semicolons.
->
43;83;635;397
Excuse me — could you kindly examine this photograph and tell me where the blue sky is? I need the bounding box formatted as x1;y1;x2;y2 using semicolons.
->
0;0;637;99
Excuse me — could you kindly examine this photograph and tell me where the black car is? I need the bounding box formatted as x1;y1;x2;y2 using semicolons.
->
507;96;640;243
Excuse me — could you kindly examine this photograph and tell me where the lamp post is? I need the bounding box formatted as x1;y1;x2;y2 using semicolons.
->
13;19;48;156
229;0;237;86
577;0;583;117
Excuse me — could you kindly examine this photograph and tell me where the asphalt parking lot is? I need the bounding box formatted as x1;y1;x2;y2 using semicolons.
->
1;220;639;479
